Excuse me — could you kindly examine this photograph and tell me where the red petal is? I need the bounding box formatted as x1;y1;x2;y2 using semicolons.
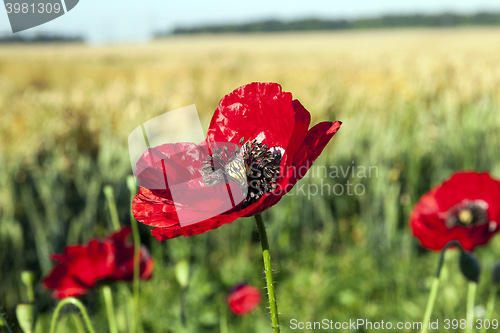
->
281;121;342;189
207;82;296;149
148;181;294;241
150;209;244;240
283;99;311;169
42;240;115;299
133;181;245;228
135;142;209;192
109;227;155;281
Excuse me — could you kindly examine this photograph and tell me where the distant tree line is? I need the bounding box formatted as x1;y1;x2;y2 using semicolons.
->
162;12;500;35
0;33;83;43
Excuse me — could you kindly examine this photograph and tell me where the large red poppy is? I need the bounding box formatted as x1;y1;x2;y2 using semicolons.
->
132;82;342;240
228;284;261;315
43;227;154;299
410;172;500;251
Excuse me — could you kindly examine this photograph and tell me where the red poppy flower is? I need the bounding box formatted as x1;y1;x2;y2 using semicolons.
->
228;284;261;315
410;171;500;251
43;227;154;299
133;82;342;240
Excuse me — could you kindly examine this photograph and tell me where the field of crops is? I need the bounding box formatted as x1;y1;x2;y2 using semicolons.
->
1;28;500;332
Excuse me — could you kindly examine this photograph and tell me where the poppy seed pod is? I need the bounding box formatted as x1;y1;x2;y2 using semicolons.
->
459;251;481;283
492;262;500;284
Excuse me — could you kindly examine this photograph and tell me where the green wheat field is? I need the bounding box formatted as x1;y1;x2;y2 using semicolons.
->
1;28;500;332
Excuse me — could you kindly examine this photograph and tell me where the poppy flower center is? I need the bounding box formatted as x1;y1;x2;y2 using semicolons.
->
445;200;489;228
202;137;282;208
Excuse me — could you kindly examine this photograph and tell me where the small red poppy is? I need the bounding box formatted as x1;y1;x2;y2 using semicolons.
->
43;227;154;299
410;171;500;251
132;82;342;240
228;284;261;315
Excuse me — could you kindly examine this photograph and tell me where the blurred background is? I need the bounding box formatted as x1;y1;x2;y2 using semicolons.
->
2;1;500;332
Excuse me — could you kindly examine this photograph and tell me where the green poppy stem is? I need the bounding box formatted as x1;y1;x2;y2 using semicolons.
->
0;311;13;333
420;241;459;333
254;213;280;333
71;314;85;333
479;285;497;333
104;185;121;231
421;277;440;333
102;286;119;333
466;282;477;333
49;297;95;333
127;176;141;333
180;288;187;329
219;302;228;333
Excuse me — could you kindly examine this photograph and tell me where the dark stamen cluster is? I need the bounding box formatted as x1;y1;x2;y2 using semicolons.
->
201;142;243;187
201;137;282;208
242;138;282;207
446;200;489;228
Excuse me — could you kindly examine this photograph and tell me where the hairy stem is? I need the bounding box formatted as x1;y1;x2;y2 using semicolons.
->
255;213;280;333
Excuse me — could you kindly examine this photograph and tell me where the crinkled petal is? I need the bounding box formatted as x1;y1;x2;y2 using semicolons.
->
207;82;296;150
43;241;114;299
281;121;342;190
110;227;154;281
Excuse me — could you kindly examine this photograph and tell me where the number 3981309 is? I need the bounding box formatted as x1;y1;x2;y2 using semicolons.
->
5;3;62;14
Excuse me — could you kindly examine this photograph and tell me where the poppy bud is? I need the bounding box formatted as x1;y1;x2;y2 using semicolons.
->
21;271;35;287
127;175;137;194
228;284;261;315
492;262;500;284
459;251;481;283
103;185;114;199
16;303;34;333
175;260;190;289
21;271;35;302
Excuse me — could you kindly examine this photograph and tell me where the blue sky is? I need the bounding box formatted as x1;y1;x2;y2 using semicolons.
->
1;0;500;43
